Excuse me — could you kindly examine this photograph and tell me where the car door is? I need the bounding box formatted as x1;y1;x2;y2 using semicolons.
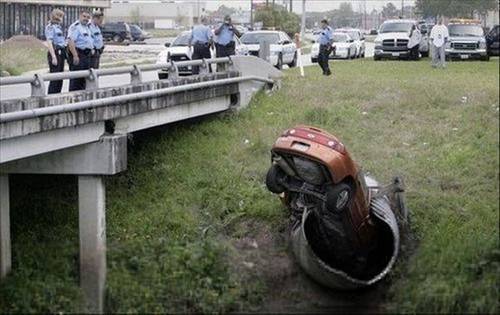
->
280;32;295;63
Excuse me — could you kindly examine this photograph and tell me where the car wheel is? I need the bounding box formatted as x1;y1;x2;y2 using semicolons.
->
481;55;490;61
289;52;298;68
158;72;169;80
374;55;381;61
266;164;286;194
311;57;318;63
275;53;283;70
347;49;351;59
421;51;429;57
113;34;123;42
325;183;352;213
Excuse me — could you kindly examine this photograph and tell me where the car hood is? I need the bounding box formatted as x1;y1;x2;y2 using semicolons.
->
245;43;283;52
375;32;410;41
165;46;191;55
333;42;352;48
449;36;485;42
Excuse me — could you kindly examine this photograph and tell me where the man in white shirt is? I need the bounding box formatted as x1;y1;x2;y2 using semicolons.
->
408;24;422;60
430;17;449;68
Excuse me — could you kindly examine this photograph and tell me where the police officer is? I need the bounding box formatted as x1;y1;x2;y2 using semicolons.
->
89;10;104;69
45;9;66;94
189;17;213;74
67;11;94;91
318;19;333;76
214;15;241;58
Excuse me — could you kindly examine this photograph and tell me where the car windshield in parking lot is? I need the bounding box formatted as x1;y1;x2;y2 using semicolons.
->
240;32;280;44
332;34;349;42
448;24;484;37
379;22;413;33
172;33;191;46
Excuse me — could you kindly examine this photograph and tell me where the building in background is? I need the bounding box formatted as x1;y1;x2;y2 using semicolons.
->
0;0;111;41
105;0;207;30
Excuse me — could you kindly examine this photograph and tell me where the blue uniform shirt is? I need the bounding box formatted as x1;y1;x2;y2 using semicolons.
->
68;21;94;50
45;23;66;47
318;26;333;45
89;23;104;49
191;24;212;44
215;24;234;45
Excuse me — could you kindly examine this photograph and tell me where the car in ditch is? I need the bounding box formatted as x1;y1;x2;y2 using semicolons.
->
311;32;357;62
373;19;425;60
239;30;298;69
335;28;366;58
156;31;249;80
445;19;489;61
129;24;152;42
265;125;407;289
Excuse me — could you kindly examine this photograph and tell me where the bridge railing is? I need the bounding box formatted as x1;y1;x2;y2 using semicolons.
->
0;57;234;97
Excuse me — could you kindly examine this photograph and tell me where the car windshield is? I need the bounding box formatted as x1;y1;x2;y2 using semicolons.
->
172;33;191;46
448;24;484;37
240;33;280;44
379;22;413;33
332;34;349;42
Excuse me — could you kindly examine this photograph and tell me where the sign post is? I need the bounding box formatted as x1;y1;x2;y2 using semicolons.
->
294;33;304;77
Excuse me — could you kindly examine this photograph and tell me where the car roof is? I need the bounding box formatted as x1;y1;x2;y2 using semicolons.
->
383;19;417;24
243;30;281;34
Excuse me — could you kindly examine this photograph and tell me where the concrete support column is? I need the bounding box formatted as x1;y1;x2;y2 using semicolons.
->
78;176;106;313
0;174;11;279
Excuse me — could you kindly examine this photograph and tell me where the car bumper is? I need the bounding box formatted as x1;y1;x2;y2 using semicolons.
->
374;49;410;59
333;50;350;59
445;49;488;59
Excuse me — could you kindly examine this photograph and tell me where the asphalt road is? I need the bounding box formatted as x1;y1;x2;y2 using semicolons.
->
0;41;374;101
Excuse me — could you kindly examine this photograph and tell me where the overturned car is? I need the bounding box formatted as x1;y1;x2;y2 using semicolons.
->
265;125;408;289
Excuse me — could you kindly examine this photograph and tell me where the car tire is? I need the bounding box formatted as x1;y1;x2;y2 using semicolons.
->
266;164;286;194
374;55;381;61
325;183;352;213
289;52;298;68
421;51;429;57
158;72;169;80
275;53;283;70
311;57;318;63
113;34;123;42
347;49;351;59
481;55;490;61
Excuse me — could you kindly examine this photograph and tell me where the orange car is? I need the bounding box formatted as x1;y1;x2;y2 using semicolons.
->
266;125;407;288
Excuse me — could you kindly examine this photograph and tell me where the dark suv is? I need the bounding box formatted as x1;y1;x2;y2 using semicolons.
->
486;25;499;56
101;22;132;42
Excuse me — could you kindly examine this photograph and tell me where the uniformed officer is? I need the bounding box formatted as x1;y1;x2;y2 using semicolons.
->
214;15;241;58
67;11;94;91
89;10;104;69
318;19;333;76
189;17;213;74
45;9;66;94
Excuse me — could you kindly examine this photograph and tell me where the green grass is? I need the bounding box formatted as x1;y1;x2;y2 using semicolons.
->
145;28;183;38
0;59;498;313
0;37;47;76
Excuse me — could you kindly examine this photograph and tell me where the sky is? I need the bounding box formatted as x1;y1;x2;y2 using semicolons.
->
204;0;416;13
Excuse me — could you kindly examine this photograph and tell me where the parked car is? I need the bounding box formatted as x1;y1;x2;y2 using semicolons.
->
156;31;249;79
445;19;489;61
486;24;499;56
373;19;425;60
129;24;151;42
311;32;357;62
335;28;365;58
239;30;298;69
101;22;132;42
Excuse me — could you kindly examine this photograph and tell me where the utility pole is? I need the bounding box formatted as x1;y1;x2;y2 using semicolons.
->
290;0;293;13
250;0;253;29
401;0;404;18
300;0;306;39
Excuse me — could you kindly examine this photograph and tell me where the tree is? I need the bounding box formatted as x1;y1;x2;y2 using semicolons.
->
381;2;399;19
214;5;236;18
254;4;300;36
335;2;355;27
129;6;141;25
415;0;498;19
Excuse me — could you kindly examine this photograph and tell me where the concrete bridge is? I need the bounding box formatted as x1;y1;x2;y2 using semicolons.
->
0;56;281;312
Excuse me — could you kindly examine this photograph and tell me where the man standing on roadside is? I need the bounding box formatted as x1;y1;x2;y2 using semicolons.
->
67;11;94;91
430;16;449;68
214;15;241;58
89;10;104;69
189;17;213;74
317;19;333;76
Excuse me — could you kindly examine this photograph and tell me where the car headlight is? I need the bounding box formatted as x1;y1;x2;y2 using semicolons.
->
374;39;382;45
445;42;452;49
479;41;486;49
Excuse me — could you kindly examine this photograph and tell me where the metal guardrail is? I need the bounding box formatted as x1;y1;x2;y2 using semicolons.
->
0;57;234;97
0;75;274;123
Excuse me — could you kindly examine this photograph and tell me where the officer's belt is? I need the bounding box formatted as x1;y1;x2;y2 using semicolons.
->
76;48;94;55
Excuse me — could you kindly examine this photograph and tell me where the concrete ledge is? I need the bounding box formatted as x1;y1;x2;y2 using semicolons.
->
0;134;127;174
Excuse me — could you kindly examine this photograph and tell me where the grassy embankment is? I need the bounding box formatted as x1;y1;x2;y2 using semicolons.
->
0;59;498;313
0;36;47;76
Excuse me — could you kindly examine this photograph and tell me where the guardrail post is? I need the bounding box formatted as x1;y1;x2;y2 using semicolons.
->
130;65;143;85
86;69;99;90
168;61;179;80
200;59;209;75
30;74;46;97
